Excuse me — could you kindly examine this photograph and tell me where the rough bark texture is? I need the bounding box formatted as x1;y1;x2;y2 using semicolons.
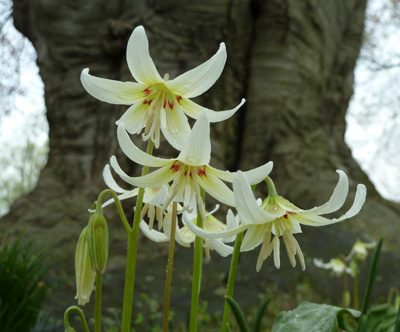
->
4;0;400;326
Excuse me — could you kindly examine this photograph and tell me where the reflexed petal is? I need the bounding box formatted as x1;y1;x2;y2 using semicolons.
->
126;26;163;85
117;123;171;167
117;103;148;134
165;43;226;98
226;210;239;230
161;107;191;150
102;191;138;208
241;224;270;252
110;156;176;187
81;69;145;104
103;164;129;193
233;172;281;225
145;185;169;207
300;170;349;215
183;217;248;239
194;172;235;206
177;112;211;166
177;97;245;123
209;239;233;257
208;161;273;185
139;221;169;242
297;184;367;226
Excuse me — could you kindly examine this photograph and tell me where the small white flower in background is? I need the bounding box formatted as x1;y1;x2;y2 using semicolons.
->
81;25;245;149
313;257;352;277
185;170;367;272
346;239;376;261
107;112;273;221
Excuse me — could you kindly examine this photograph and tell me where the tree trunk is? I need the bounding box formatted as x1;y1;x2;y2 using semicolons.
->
5;0;399;324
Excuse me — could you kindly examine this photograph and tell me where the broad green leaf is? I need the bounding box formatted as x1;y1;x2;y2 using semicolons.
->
272;302;360;332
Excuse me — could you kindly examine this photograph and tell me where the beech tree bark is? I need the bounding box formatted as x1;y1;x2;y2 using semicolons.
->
4;0;400;323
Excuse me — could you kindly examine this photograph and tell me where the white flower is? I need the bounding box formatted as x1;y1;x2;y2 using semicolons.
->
346;239;376;261
313;258;352;277
107;112;273;220
81;25;245;149
185;170;367;272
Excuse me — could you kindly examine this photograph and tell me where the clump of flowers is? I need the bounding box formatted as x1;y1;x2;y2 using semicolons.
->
64;25;369;332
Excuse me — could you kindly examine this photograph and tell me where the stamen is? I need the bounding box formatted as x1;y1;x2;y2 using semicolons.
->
291;234;306;271
256;250;264;272
204;240;211;259
140;204;149;224
260;231;272;260
273;236;281;269
160;107;167;128
194;182;207;222
148;206;155;230
283;231;296;267
160;176;181;216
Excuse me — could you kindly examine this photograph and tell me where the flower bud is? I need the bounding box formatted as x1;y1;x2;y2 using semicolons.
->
87;210;109;274
75;226;96;306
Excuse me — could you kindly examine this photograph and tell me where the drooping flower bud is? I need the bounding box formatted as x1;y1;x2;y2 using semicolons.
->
87;206;109;275
75;226;96;306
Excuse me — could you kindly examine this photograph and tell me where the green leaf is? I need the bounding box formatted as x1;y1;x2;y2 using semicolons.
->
253;297;270;332
272;302;361;332
225;296;250;332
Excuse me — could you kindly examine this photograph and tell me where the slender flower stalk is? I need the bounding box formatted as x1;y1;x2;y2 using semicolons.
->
96;189;131;233
94;274;102;332
189;188;205;332
162;202;178;332
221;231;244;332
121;139;154;332
64;306;90;332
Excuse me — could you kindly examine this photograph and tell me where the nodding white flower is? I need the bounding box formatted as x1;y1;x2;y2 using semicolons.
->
108;112;273;221
346;239;376;261
185;170;367;272
140;207;238;258
81;25;245;149
313;258;352;277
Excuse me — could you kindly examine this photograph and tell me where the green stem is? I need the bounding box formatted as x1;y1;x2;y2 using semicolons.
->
189;188;205;332
97;189;131;233
64;306;90;332
221;232;244;332
162;202;178;332
394;298;400;332
121;139;154;332
356;237;383;332
353;272;359;310
360;237;383;315
94;274;102;332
